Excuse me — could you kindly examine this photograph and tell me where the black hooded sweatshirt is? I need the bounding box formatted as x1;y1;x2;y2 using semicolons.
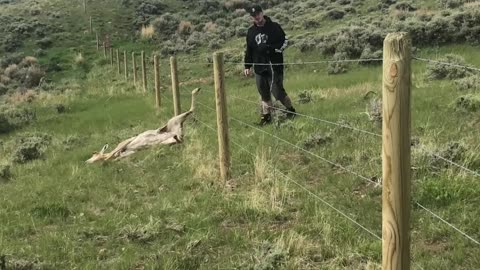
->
244;16;288;75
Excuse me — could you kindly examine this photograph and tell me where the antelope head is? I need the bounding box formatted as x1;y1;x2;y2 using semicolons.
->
85;144;109;163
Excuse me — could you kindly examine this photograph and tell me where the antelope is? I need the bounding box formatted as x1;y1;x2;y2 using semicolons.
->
86;88;200;163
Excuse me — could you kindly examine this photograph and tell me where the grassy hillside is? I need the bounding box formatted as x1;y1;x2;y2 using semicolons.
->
1;0;480;269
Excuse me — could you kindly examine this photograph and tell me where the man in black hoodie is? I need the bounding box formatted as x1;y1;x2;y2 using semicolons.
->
244;4;296;126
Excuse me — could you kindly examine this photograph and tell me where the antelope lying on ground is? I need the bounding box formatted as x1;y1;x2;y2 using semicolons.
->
86;88;200;163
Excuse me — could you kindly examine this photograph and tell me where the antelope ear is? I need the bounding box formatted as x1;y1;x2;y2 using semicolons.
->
100;144;109;154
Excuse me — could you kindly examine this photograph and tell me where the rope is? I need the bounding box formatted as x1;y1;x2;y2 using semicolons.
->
414;57;480;72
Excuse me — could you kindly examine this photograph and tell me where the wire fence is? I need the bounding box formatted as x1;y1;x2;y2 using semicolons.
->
192;117;382;241
96;33;480;268
414;57;480;72
192;84;480;180
194;99;480;246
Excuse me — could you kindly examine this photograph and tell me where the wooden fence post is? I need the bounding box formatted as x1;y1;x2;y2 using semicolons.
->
213;52;230;183
382;32;412;270
124;51;128;80
141;51;147;92
154;55;161;107
110;48;114;66
132;52;137;85
170;56;181;115
116;49;121;75
89;16;93;33
103;42;106;58
83;0;87;13
96;32;99;51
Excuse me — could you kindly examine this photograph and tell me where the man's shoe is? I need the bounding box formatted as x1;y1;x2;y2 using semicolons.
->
286;107;296;119
258;114;272;126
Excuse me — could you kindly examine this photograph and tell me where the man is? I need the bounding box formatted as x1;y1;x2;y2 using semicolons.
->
244;4;296;126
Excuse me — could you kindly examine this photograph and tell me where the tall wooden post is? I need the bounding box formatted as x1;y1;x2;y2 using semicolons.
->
96;32;99;50
83;0;87;13
213;52;230;183
132;52;137;85
154;55;161;107
382;32;411;270
110;48;114;66
141;51;147;92
116;49;121;75
124;51;128;80
89;16;93;33
170;56;181;115
103;42;106;58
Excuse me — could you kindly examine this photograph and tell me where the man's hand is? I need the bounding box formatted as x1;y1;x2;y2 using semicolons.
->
244;68;251;77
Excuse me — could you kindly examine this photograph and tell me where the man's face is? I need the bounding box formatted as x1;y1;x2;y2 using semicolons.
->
251;12;265;25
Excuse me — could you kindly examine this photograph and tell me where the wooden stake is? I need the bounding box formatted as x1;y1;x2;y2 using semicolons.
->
116;49;121;75
83;0;87;13
103;42;106;58
124;51;128;80
154;55;161;107
213;52;230;183
96;32;99;50
170;56;181;115
382;32;412;270
141;51;147;92
110;48;114;66
89;16;93;33
132;52;137;85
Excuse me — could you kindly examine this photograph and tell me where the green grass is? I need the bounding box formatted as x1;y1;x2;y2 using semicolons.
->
1;42;479;268
1;0;480;269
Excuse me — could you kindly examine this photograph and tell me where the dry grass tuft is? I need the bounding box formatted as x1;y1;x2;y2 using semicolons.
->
140;25;154;39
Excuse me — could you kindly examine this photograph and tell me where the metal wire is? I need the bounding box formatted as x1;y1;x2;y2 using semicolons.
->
414;57;480;72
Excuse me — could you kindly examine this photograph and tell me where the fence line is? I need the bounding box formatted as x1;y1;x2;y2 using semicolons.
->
193;117;382;241
414;57;480;72
195;101;480;246
196;101;379;185
195;116;426;269
193;88;480;180
415;202;480;245
230;94;382;138
94;36;480;246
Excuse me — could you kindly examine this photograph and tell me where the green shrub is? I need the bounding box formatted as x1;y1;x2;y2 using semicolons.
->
151;13;180;38
36;37;53;49
11;132;51;164
0;163;11;183
455;94;480;112
426;54;472;80
0;107;36;134
455;75;480;91
327;52;349;74
326;9;345;20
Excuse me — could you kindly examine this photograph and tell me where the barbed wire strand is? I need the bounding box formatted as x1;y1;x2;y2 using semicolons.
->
413;57;480;72
227;90;480;178
230;94;382;138
164;58;385;66
193;117;382;241
195;101;480;246
194;117;426;269
415;202;480;245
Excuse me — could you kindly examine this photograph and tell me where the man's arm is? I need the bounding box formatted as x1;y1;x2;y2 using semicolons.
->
270;23;288;53
244;33;253;70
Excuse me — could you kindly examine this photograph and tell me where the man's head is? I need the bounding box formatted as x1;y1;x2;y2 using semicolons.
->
247;4;265;26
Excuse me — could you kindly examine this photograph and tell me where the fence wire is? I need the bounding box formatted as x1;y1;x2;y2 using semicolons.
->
414;57;480;72
195;101;480;246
